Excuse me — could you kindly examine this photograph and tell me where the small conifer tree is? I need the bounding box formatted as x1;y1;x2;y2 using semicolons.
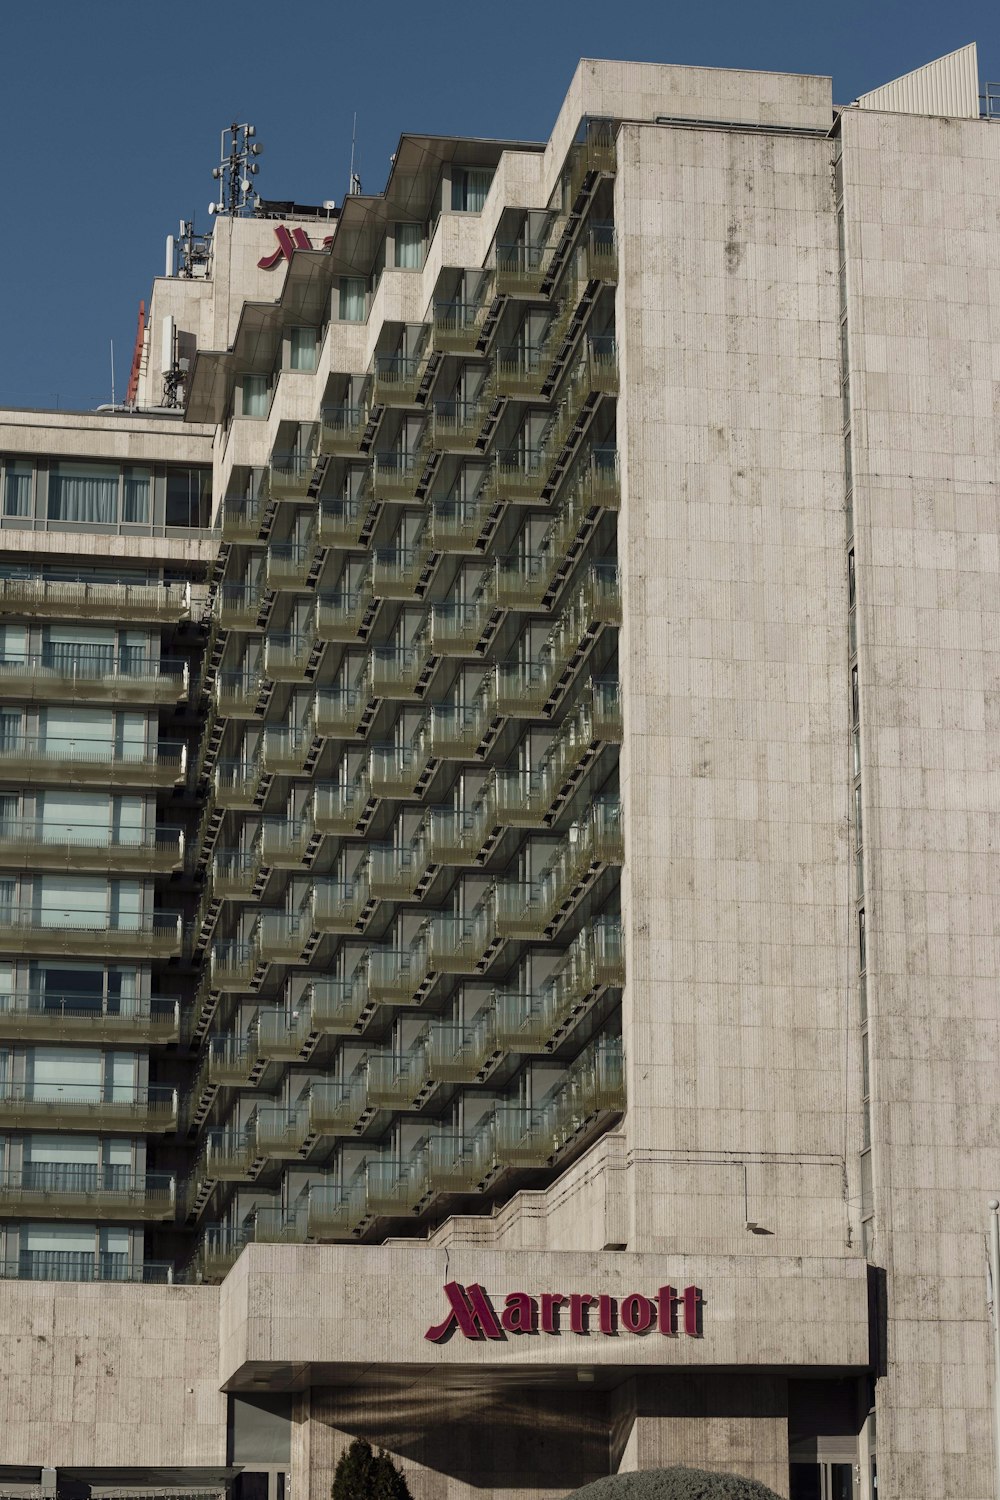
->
332;1439;412;1500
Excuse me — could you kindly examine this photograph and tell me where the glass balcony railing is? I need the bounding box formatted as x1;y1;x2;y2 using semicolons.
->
268;450;316;499
254;816;312;867
310;685;366;738
421;1014;500;1083
191;1224;251;1281
494;344;548;399
210;940;256;990
301;1180;353;1237
0;577;193;624
261;724;316;775
307;973;370;1032
317;497;369;548
0;818;184;874
364;1046;430;1110
371;545;431;599
476;768;549;830
309;777;371;835
411;700;488;760
0;990;180;1045
253;910;308;966
492;917;624;1050
0;907;184;960
423;600;489;655
545;337;619;457
212;669;264;718
366;945;426;1006
431;398;488;451
423;899;502;975
306;869;371;933
211;849;258;901
495;236;563;298
368;741;431;800
0;653;188;704
0;1251;173;1285
486;446;549;504
217;581;265;629
319;405;367;455
266;539;318;589
494;796;623;938
0;734;186;789
314;585;375;642
493;552;550;610
263;632;313;681
221;495;267;542
368;844;421;901
372;351;428;406
428;495;495;553
0;1081;178;1132
0;1165;177;1219
212;758;259;809
411;805;484;867
581;222;618;284
567;124;618;203
370;450;422;502
431;299;486;354
369;643;433;698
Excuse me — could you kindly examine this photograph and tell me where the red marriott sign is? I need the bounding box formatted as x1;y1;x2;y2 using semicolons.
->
425;1281;703;1343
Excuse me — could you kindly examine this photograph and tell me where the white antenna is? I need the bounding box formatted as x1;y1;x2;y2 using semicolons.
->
110;339;116;407
349;112;361;195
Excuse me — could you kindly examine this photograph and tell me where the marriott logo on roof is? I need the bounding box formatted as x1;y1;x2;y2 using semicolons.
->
425;1281;703;1343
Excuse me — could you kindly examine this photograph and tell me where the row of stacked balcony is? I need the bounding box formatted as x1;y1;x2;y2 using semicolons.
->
0;1082;178;1131
0;819;185;874
0;908;185;960
0;734;188;789
0;577;204;625
208;793;622;988
0;652;189;704
191;1030;623;1278
205;564;619;733
194;914;619;1098
202;678;620;910
0;1164;177;1219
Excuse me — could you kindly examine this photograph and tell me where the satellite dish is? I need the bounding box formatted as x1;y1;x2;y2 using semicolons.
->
208;203;217;216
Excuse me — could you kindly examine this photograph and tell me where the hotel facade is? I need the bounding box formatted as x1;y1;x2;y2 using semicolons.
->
0;43;997;1500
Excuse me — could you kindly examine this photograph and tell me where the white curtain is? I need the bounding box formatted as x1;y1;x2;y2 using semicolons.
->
338;279;365;322
122;469;150;524
394;224;423;269
289;328;318;371
48;463;118;524
3;463;32;518
43;625;115;674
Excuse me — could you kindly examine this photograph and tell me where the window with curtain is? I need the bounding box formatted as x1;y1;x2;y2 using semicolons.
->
48;462;119;524
41;706;114;756
451;168;494;212
394;223;423;269
37;874;109;929
338;279;366;322
288;328;318;371
166;465;211;527
3;460;33;518
122;467;150;524
241;375;269;418
42;625;115;675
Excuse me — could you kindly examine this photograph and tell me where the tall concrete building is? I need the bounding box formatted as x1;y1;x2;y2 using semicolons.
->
0;42;997;1500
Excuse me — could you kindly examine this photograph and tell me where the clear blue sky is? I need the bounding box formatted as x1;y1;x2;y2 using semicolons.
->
1;0;996;411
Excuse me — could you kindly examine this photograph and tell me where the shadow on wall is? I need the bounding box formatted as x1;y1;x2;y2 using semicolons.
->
310;1380;611;1489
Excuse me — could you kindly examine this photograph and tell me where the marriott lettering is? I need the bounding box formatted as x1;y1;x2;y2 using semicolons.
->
425;1282;703;1343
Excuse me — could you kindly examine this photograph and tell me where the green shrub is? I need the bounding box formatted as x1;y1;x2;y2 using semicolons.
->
569;1467;782;1500
331;1438;413;1500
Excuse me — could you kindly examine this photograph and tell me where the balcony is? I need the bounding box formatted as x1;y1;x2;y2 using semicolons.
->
0;818;184;875
493;916;624;1050
370;450;422;502
0;577;193;625
0;1165;177;1221
423;899;502;975
493;553;550;610
576;445;621;511
366;946;426;1007
494;344;548;399
368;844;422;901
0;734;186;790
307;870;372;934
411;806;483;867
221;496;268;542
317;498;369;548
211;849;258;901
269;451;316;499
545;338;619;456
0;653;188;706
192;1224;250;1281
210;940;256;991
369;643;435;699
212;758;259;810
320;405;367;456
310;685;367;738
411;701;488;760
310;778;371;836
0;991;180;1045
0;907;184;960
263;632;313;682
581;222;618;284
422;1015;500;1084
365;1046;430;1110
217;582;265;631
568;125;617;203
477;768;549;831
431;399;487;452
1;1251;174;1285
314;585;376;642
495;236;561;298
307;973;370;1033
428;496;496;553
253;911;307;966
494;795;623;939
261;724;317;775
301;1181;353;1238
368;741;430;800
486;446;550;505
423;600;489;656
266;539;317;589
0;1082;178;1133
431;299;486;354
371;545;432;599
254;815;312;868
212;669;264;718
372;351;428;407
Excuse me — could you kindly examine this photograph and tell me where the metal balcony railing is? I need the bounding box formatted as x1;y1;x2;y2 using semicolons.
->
431;299;486;354
0;733;186;789
212;669;264;717
431;398;488;451
310;685;366;737
0;577;193;624
0;990;180;1045
494;344;548;399
372;351;428;406
221;496;267;542
317;497;368;548
0;652;188;704
0;1251;173;1285
0;818;184;874
314;585;374;641
0;907;184;960
319;405;367;455
428;495;495;553
0;1081;178;1132
268;450;316;499
370;450;422;502
495;233;563;297
0;1165;176;1219
217;582;265;630
486;446;549;504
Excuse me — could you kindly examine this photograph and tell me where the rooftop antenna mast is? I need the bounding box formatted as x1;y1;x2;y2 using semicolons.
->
110;339;116;408
349;112;362;195
208;122;264;218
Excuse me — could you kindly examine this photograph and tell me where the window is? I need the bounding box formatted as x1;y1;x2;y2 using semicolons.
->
451;168;494;213
338;278;366;322
166;465;211;528
241;375;269;418
288;328;318;371
394;223;423;269
122;467;150;524
48;462;118;524
3;460;32;518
